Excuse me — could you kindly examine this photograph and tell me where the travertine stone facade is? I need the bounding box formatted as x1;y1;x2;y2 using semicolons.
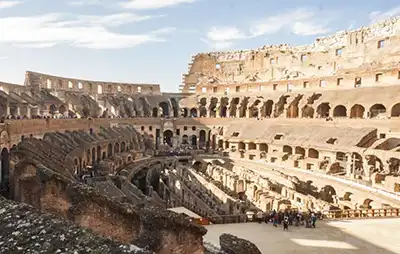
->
182;17;400;93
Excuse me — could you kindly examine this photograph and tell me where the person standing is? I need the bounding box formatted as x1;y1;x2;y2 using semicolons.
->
283;216;289;231
257;211;264;224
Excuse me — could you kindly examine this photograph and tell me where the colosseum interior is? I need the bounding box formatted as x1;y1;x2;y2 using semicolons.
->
1;16;400;254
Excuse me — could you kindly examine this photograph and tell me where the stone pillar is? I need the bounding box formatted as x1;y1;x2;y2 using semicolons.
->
226;109;230;118
16;107;21;116
345;153;352;177
26;107;31;118
6;105;10;116
245;109;250;118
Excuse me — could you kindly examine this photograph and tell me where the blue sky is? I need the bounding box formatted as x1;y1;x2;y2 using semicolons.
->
0;0;399;92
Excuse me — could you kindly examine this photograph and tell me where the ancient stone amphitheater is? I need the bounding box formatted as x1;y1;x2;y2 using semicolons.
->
1;17;400;253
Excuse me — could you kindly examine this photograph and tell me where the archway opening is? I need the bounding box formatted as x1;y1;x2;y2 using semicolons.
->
283;145;292;154
96;146;101;162
295;146;305;156
238;142;245;150
182;135;188;145
199;130;206;148
391;103;400;117
159;102;169;117
190;108;198;117
191;135;197;149
259;143;268;152
369;104;386;118
163;130;173;146
248;142;256;150
0;147;10;194
107;143;113;157
308;148;319;159
350;104;365;118
152;107;158;117
333;105;347;117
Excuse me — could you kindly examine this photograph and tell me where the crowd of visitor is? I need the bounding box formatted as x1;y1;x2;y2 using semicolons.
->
250;209;322;231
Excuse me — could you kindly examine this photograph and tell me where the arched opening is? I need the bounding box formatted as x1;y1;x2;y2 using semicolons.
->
317;103;330;118
211;134;216;150
320;185;336;203
114;143;120;155
131;168;148;195
199;130;206;148
259;143;268;152
182;135;189;145
199;107;207;117
49;104;57;115
224;141;230;149
152;107;158;117
0;147;10;194
159;102;169;117
362;198;373;209
163;130;173;146
301;105;314;118
391;103;400;117
333;105;347;117
248;142;256;150
191;135;197;149
308;148;319;159
96;146;101;162
59;105;66;115
190;108;198;117
350;104;365;119
295;146;305;157
107;143;113;157
218;140;223;149
238;142;245;150
283;145;292;154
220;106;228;117
181;108;188;117
121;142;126;152
369;104;386;118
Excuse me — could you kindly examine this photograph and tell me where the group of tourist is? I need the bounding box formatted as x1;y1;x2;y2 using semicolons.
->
251;209;321;231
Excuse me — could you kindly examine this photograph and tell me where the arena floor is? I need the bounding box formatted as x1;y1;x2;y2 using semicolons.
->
204;218;400;253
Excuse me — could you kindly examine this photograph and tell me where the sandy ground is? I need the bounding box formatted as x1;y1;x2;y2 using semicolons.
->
204;218;400;254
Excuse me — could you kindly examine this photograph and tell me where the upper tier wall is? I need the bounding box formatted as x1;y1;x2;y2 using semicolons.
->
183;17;400;92
25;71;161;95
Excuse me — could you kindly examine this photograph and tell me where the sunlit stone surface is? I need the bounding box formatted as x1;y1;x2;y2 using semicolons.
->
205;219;400;253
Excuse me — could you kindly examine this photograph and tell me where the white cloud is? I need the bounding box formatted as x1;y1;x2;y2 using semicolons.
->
68;0;103;6
202;8;331;49
202;27;248;50
122;0;196;10
59;13;163;27
250;8;330;37
0;0;22;9
0;13;174;49
369;5;400;22
0;56;8;60
292;21;330;36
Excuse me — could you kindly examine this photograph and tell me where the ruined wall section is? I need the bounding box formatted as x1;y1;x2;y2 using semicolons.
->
182;17;400;91
25;71;161;96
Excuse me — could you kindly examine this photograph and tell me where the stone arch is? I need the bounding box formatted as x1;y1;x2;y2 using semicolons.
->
199;107;207;117
308;148;319;159
49;104;57;115
259;143;268;152
199;130;206;148
350;104;365;118
218;140;223;149
229;98;240;117
114;143;120;155
320;185;336;203
163;130;173;146
224;141;230;149
391;103;400;117
190;108;198;117
333;105;347;117
238;142;245;150
317;102;330;118
362;198;373;209
191;135;197;148
261;100;274;118
237;179;245;193
107;143;113;157
248;142;256;150
369;103;386;118
295;146;305;156
59;105;66;115
170;98;179;118
96;146;101;162
283;145;292;154
152;107;158;117
182;135;189;145
301;105;314;118
121;142;126;152
159;102;169;117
